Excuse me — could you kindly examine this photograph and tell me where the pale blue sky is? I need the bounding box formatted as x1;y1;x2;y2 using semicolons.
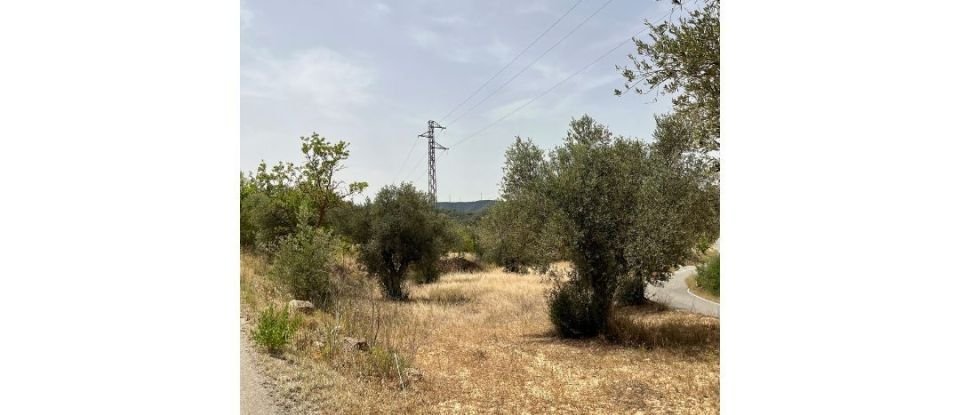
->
241;0;682;202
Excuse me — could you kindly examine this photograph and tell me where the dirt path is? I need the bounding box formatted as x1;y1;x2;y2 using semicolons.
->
241;321;282;415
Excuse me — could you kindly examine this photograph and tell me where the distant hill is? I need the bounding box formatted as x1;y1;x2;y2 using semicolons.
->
436;200;496;214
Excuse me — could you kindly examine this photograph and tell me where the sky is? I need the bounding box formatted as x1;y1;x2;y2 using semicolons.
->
241;0;682;202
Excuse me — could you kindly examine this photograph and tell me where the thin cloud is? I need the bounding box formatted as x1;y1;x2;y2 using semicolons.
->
407;27;475;63
374;3;391;14
241;47;376;120
408;26;441;49
240;0;253;29
432;15;467;26
515;1;552;15
484;39;513;65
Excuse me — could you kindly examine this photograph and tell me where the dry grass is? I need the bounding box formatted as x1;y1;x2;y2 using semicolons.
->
241;253;719;414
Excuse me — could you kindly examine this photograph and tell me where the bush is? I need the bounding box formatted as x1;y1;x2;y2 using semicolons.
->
358;183;448;300
410;261;440;284
548;278;606;338
240;174;258;248
271;226;337;307
253;305;302;355
696;253;719;296
248;190;303;254
436;256;483;274
616;276;647;306
477;199;554;273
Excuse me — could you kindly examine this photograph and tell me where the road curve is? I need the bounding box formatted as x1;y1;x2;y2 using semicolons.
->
646;266;720;317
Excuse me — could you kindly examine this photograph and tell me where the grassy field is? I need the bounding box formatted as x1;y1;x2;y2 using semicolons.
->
241;253;720;414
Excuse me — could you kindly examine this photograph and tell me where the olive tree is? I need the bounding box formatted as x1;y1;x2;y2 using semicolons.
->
358;183;447;300
616;0;719;167
479;137;560;273
543;117;647;337
503;115;719;337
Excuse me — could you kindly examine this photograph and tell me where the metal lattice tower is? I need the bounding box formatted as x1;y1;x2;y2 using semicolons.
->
418;120;446;202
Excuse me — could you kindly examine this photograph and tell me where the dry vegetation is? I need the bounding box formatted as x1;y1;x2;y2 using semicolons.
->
241;252;719;414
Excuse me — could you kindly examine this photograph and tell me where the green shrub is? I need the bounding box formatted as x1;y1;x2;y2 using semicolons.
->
253;305;302;355
616;276;647;306
240;174;258;248
477;199;554;273
271;226;337;307
548;278;606;338
248;191;303;254
696;253;720;296
358;183;448;300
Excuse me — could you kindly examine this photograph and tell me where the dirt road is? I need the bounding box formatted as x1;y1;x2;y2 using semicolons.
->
241;325;281;415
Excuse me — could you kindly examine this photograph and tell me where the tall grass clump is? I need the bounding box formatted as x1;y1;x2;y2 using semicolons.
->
253;305;302;355
696;253;719;296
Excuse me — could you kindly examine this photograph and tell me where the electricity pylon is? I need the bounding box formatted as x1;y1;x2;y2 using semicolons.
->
418;120;446;202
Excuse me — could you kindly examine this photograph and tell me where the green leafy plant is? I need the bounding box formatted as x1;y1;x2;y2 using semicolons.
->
357;183;448;300
696;253;720;296
616;0;719;166
271;225;337;307
253;305;302;355
239;132;368;254
494;116;718;337
478;138;567;273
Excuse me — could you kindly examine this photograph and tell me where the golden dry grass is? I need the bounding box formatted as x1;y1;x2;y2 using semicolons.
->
241;253;719;414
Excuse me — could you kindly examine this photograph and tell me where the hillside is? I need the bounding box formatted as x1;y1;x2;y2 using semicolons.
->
435;199;496;214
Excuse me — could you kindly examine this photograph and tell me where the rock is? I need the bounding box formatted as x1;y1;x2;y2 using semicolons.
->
404;367;423;381
342;337;369;352
288;300;315;313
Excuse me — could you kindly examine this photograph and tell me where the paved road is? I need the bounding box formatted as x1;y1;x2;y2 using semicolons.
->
241;324;281;415
646;266;720;317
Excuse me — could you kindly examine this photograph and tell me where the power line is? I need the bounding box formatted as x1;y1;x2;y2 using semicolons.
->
449;11;672;149
390;136;420;185
399;152;427;185
444;0;618;129
438;0;585;123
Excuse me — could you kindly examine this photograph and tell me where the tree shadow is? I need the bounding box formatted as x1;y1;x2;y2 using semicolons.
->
519;303;719;356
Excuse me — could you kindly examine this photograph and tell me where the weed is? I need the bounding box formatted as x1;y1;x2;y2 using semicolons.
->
253;305;302;355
